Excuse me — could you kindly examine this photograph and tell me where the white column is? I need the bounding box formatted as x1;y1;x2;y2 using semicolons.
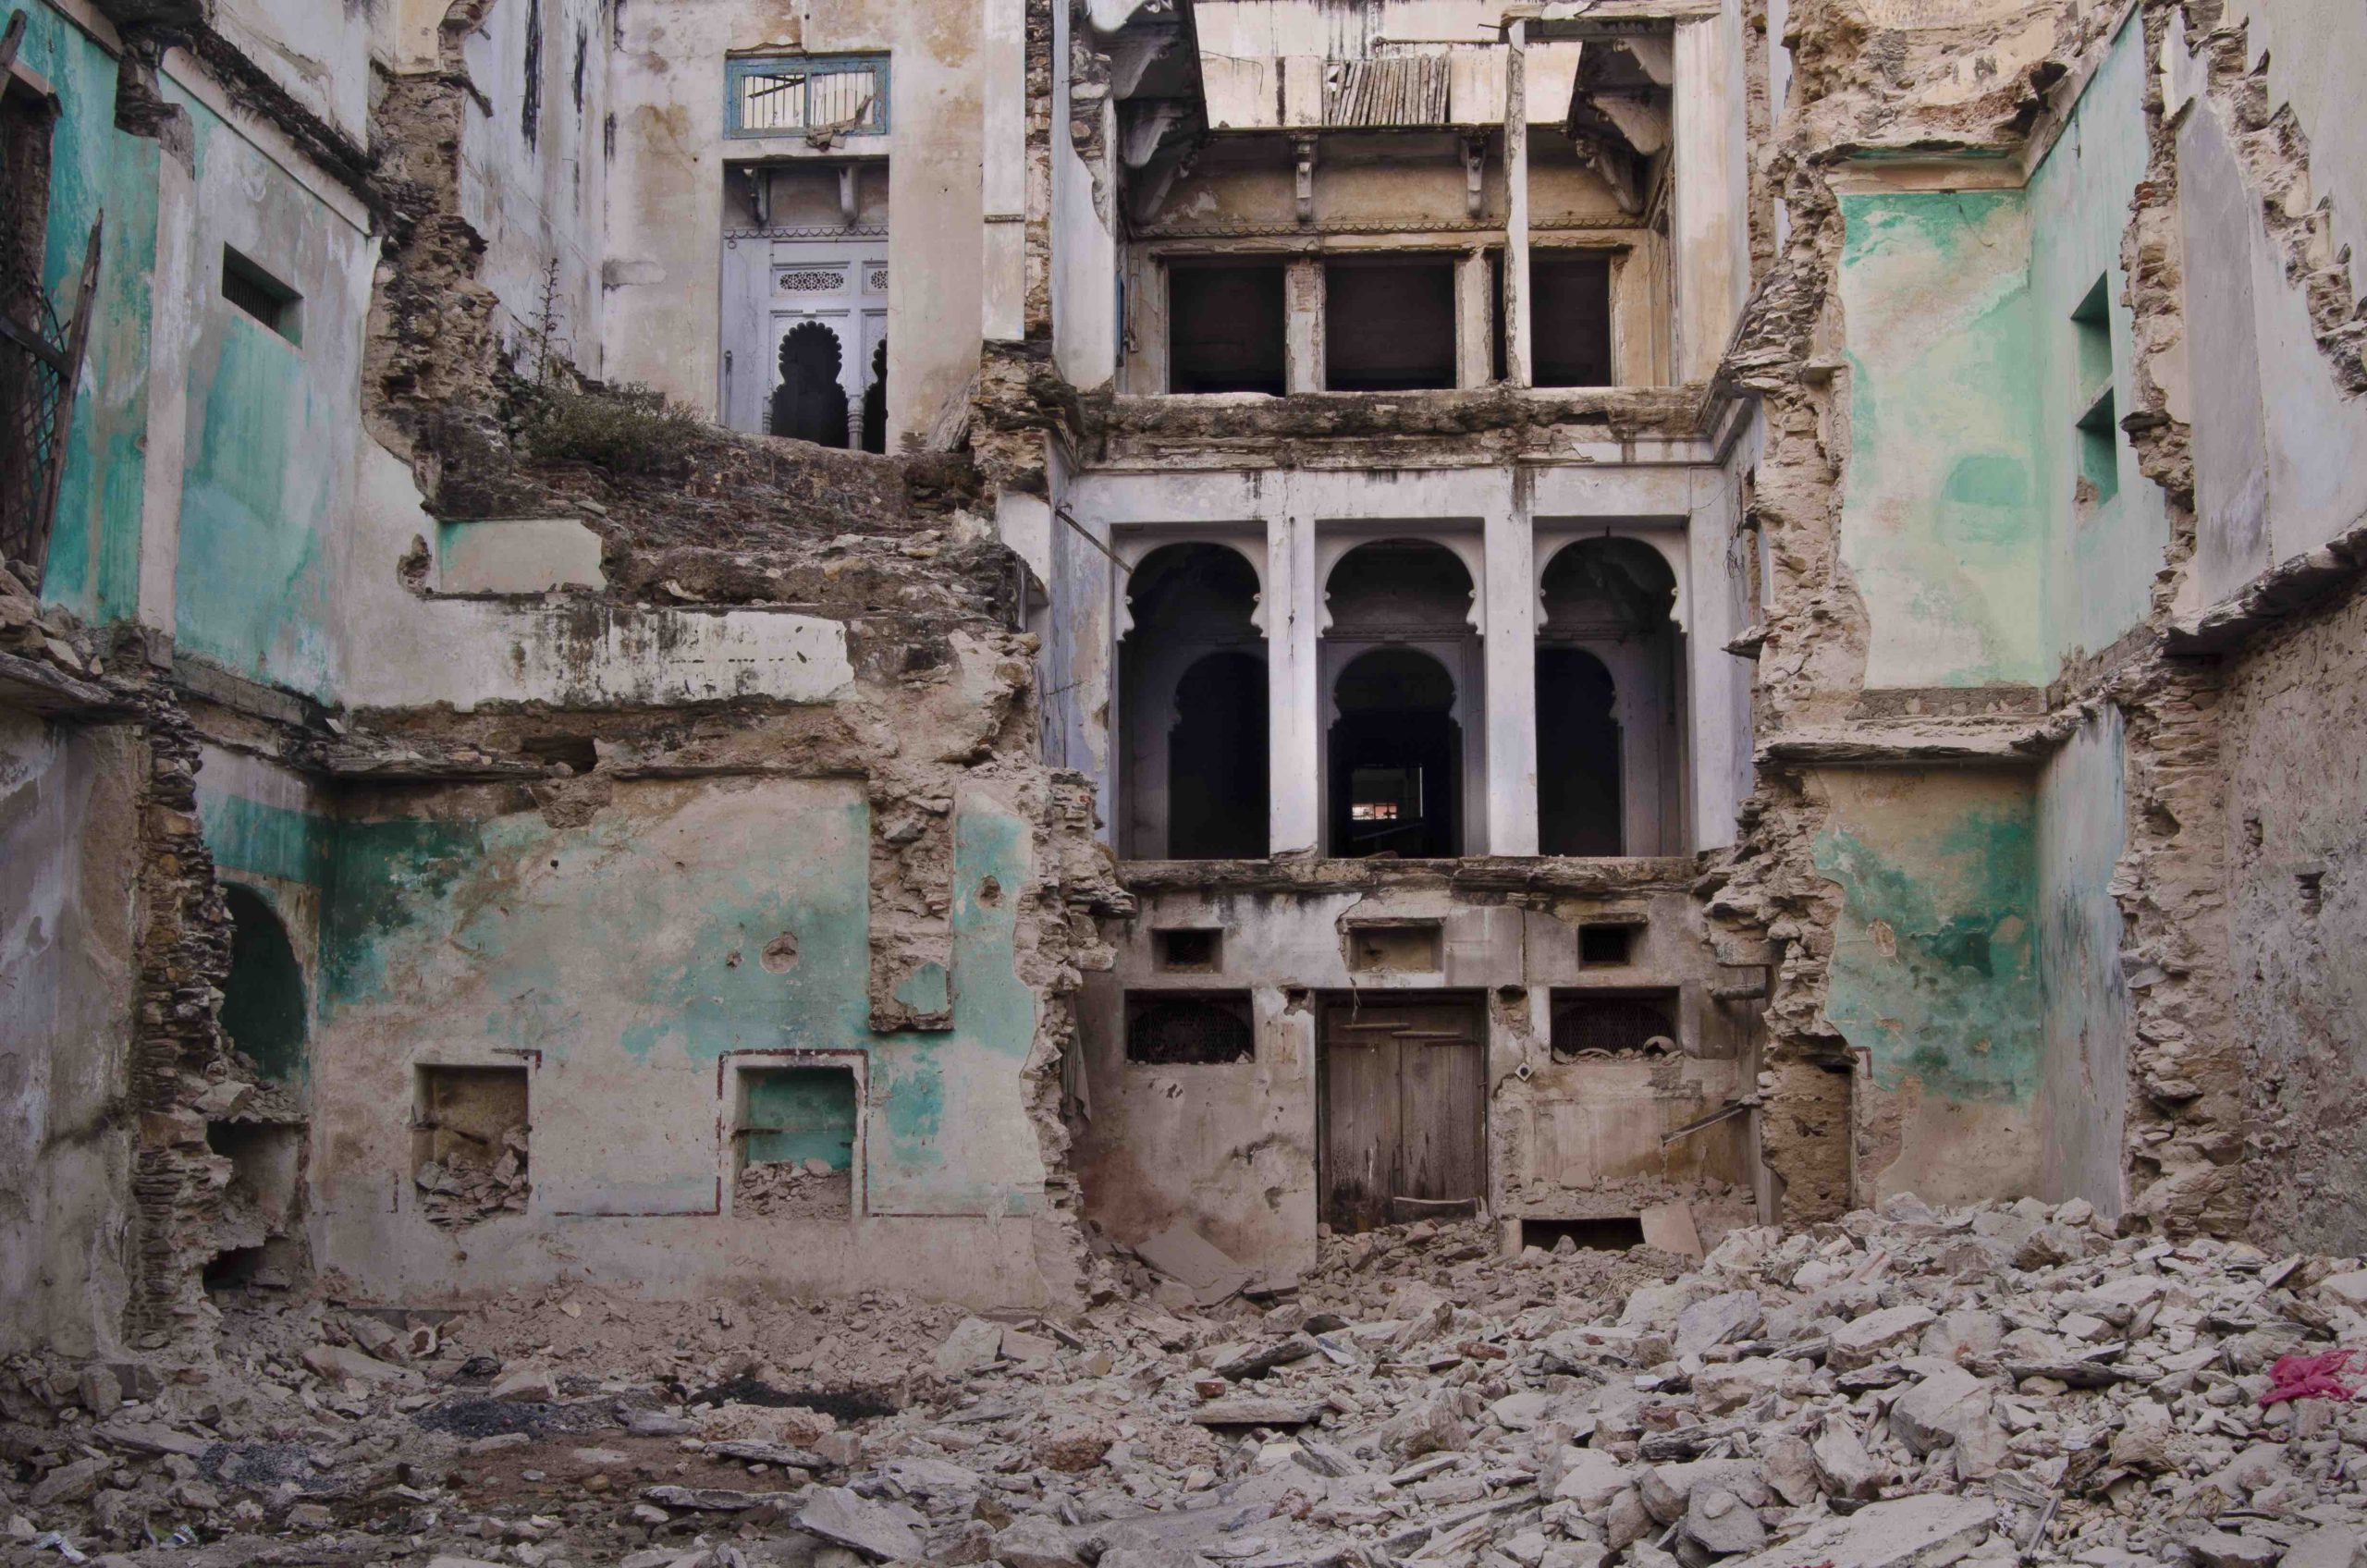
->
1269;491;1321;855
1454;250;1493;387
1482;476;1537;854
1502;17;1532;388
981;0;1028;342
1672;1;1749;382
1285;258;1325;394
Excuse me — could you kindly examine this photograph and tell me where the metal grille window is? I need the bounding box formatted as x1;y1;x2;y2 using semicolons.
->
0;13;97;586
725;54;889;140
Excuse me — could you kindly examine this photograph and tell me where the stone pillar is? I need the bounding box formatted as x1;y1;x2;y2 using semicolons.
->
1285;258;1325;395
1482;475;1537;854
1503;17;1532;388
1455;250;1494;387
1269;495;1322;855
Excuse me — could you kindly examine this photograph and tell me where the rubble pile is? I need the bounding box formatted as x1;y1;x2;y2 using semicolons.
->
736;1163;855;1222
415;1129;532;1230
9;1194;2367;1568
0;556;104;683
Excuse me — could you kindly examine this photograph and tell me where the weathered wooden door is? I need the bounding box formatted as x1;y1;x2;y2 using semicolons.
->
1319;998;1485;1231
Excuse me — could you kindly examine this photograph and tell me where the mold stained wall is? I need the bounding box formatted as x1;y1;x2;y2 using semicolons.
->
215;0;372;144
166;85;373;704
27;5;160;626
309;778;1073;1305
1812;769;2044;1206
0;712;143;1356
2034;706;2128;1217
452;0;610;378
605;0;985;447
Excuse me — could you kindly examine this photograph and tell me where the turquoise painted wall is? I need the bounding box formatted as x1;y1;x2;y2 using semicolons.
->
2027;11;2169;665
2035;707;2130;1212
742;1067;857;1169
1815;777;2042;1107
23;6;158;624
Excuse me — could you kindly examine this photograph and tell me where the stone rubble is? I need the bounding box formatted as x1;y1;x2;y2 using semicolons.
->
7;1194;2367;1568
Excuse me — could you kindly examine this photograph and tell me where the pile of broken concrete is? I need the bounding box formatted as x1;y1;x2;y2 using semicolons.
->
7;1194;2367;1568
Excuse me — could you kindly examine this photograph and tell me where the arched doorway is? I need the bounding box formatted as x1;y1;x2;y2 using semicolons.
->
1537;537;1682;855
770;321;851;447
1169;649;1269;858
1330;646;1461;858
221;884;305;1083
1118;542;1268;859
860;337;887;454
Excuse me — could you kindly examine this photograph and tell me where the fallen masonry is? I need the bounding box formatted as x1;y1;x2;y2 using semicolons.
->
9;1197;2367;1567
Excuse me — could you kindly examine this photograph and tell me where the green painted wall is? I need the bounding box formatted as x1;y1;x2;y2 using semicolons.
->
1816;773;2042;1105
23;7;159;624
742;1067;857;1169
1839;187;2047;687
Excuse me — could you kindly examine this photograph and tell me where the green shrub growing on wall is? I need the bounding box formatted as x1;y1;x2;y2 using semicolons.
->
517;383;705;477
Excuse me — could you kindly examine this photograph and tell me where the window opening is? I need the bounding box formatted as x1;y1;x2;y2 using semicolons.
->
1550;991;1678;1060
726;55;889;139
1153;928;1221;972
1325;256;1454;390
1532;251;1613;387
1120;544;1268;859
412;1066;530;1227
1537;539;1680;856
220;885;306;1083
223;247;300;345
736;1065;856;1219
1331;646;1460;857
1578;924;1636;966
1346;922;1443;973
1126;992;1255;1064
770;320;850;447
1168;261;1286;394
1521;1217;1644;1252
2072;276;2117;511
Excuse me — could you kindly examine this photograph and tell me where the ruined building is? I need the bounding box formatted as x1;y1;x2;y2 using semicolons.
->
3;0;2365;1364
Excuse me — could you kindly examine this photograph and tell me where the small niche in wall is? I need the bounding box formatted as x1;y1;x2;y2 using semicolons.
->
1578;924;1637;967
1153;927;1222;973
735;1064;857;1219
222;246;301;346
412;1065;529;1228
1521;1216;1644;1252
1345;921;1443;974
1549;989;1677;1061
2071;276;2116;513
1126;991;1255;1065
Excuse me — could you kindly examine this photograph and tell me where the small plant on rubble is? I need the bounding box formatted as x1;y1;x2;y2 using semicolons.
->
515;380;707;477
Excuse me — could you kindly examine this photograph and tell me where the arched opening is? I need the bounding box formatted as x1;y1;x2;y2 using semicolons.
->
1322;540;1478;857
1538;537;1682;855
221;884;305;1083
860;337;887;454
770;321;850;447
1170;650;1269;858
1119;543;1268;859
1331;646;1461;857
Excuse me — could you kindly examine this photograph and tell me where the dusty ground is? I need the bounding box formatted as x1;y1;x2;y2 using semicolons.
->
6;1200;2367;1568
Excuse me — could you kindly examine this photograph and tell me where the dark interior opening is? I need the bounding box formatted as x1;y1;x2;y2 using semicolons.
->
221;885;306;1084
1532;252;1613;387
1331;646;1460;857
204;1245;272;1293
1579;924;1637;965
860;337;887;455
770;320;850;447
1169;261;1287;394
1537;646;1622;855
1169;648;1269;858
1551;991;1678;1060
1325;257;1455;391
1127;992;1256;1064
1154;928;1221;971
521;733;600;774
1521;1217;1645;1252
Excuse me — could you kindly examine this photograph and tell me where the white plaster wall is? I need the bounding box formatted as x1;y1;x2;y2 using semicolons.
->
456;0;611;380
2034;705;2129;1219
606;0;986;446
217;0;372;144
1053;0;1119;387
2216;0;2367;325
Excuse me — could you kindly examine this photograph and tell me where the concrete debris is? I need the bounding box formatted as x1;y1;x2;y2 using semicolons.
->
734;1160;853;1220
414;1125;531;1229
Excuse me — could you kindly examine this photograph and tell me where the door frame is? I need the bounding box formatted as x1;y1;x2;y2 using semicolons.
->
1314;989;1488;1231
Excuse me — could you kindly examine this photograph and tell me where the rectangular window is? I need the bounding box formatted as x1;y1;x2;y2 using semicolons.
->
2071;276;2117;510
1168;260;1287;394
1345;921;1443;974
1126;991;1256;1064
1532;251;1614;387
1153;927;1222;972
1549;989;1678;1060
736;1064;857;1219
725;54;889;139
1578;923;1636;966
412;1065;530;1227
1325;256;1455;390
222;247;300;345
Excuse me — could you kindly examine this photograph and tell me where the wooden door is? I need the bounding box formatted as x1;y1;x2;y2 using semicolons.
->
1320;998;1484;1231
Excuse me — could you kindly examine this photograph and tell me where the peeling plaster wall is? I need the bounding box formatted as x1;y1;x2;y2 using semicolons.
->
2034;704;2128;1217
166;87;373;704
2226;581;2367;1251
217;0;372;144
1813;768;2042;1205
2213;0;2367;318
0;712;142;1357
310;775;1076;1305
605;0;986;446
